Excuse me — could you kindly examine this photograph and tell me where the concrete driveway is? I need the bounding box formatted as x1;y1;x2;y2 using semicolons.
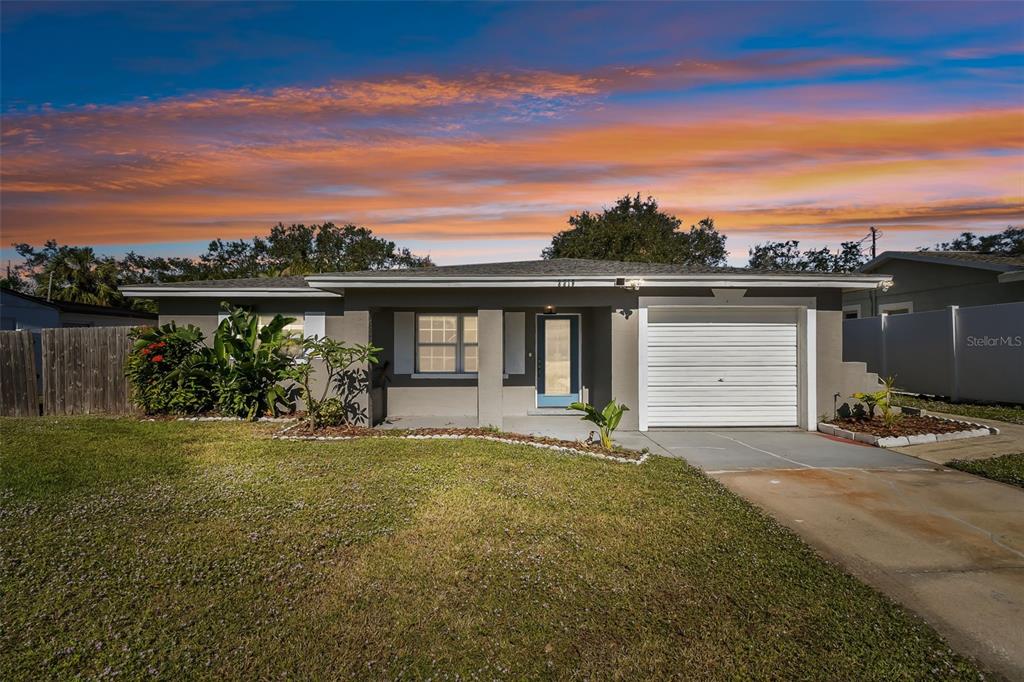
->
677;433;1024;680
637;429;930;471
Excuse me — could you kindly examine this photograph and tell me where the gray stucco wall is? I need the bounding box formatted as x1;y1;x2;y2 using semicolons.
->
156;286;870;428
844;259;1024;316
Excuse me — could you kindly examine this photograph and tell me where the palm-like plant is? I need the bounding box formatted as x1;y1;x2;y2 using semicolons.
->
211;304;301;420
40;248;121;307
568;399;629;449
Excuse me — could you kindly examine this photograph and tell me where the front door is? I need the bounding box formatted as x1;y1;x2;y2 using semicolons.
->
536;314;580;407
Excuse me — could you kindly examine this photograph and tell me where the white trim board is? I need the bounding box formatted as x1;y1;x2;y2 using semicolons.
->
306;275;890;290
121;287;339;298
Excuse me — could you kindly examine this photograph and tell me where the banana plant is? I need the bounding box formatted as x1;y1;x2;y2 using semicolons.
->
568;399;629;449
210;303;302;420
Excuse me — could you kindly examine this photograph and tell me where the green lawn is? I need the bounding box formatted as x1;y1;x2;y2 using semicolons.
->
947;453;1024;489
895;394;1024;425
0;418;982;680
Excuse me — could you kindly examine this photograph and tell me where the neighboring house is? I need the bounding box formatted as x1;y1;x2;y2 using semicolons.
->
0;288;157;331
843;251;1024;319
123;259;890;431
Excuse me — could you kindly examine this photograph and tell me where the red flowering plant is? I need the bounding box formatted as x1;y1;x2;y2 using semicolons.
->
126;322;213;415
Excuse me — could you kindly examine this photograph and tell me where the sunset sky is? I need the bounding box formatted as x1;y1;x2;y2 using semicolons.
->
2;1;1022;266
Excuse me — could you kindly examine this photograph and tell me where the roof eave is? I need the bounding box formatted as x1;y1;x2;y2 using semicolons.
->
997;270;1024;283
120;287;340;298
305;273;891;290
861;252;1015;273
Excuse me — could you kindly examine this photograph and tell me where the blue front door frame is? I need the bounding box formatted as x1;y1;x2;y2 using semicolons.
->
536;314;580;407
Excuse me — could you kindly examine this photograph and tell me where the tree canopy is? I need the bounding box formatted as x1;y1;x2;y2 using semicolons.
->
542;194;728;267
4;223;433;311
929;226;1023;256
747;239;869;272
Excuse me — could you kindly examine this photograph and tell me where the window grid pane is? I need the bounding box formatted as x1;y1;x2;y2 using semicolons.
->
418;315;458;344
462;315;478;344
417;345;456;372
462;344;478;373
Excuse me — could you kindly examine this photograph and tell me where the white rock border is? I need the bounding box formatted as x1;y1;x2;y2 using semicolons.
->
174;416;298;423
272;422;648;465
818;416;998;448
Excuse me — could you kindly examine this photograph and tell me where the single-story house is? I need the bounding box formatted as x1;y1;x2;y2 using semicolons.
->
843;251;1024;319
123;258;891;431
0;288;157;331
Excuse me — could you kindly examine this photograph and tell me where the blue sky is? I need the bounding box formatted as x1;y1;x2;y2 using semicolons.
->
2;1;1022;265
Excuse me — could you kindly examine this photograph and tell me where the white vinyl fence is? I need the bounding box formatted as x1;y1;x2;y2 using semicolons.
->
843;301;1023;404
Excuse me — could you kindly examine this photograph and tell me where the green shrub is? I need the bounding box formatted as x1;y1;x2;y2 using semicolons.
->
210;304;302;420
126;323;214;415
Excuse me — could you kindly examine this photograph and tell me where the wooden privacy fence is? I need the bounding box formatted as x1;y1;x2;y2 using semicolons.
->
0;326;138;417
0;330;38;417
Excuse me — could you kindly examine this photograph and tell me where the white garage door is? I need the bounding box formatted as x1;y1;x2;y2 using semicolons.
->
645;309;799;427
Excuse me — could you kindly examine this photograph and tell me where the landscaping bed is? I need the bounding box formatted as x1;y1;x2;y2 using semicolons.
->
820;414;996;448
276;422;646;463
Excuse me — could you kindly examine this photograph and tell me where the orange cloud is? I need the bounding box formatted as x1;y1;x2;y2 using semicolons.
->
2;74;1021;258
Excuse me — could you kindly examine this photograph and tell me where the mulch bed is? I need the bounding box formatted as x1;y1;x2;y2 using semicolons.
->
277;422;647;462
827;414;972;438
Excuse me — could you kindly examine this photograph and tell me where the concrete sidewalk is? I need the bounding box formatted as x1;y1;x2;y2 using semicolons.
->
893;410;1024;465
714;466;1024;679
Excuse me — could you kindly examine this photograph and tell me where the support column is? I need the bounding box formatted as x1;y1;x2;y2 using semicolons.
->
328;309;372;425
477;309;504;428
611;307;639;430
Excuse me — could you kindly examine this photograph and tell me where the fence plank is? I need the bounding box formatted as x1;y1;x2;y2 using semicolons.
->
36;326;137;416
0;331;37;417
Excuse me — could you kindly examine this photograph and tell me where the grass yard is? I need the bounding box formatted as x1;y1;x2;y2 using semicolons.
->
0;418;982;680
947;453;1024;489
895;394;1024;425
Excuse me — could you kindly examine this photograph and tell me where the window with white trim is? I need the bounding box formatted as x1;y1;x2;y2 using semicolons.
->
879;301;913;315
416;313;477;373
260;313;304;338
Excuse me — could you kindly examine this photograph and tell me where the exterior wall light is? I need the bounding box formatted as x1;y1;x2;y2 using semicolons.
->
544;305;557;314
878;279;894;291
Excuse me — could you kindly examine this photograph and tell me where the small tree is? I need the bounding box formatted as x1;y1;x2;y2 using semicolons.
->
295;337;382;428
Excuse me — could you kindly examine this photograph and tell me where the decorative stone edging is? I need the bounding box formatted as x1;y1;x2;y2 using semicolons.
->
272;423;648;465
174;416;298;423
818;417;998;448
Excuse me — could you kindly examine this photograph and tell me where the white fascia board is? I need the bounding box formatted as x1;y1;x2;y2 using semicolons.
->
121;287;339;298
304;274;891;290
998;270;1024;283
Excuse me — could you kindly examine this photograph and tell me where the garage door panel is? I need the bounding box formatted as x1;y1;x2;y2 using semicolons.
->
649;354;796;366
647;387;797;399
645;315;799;427
649;368;797;385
